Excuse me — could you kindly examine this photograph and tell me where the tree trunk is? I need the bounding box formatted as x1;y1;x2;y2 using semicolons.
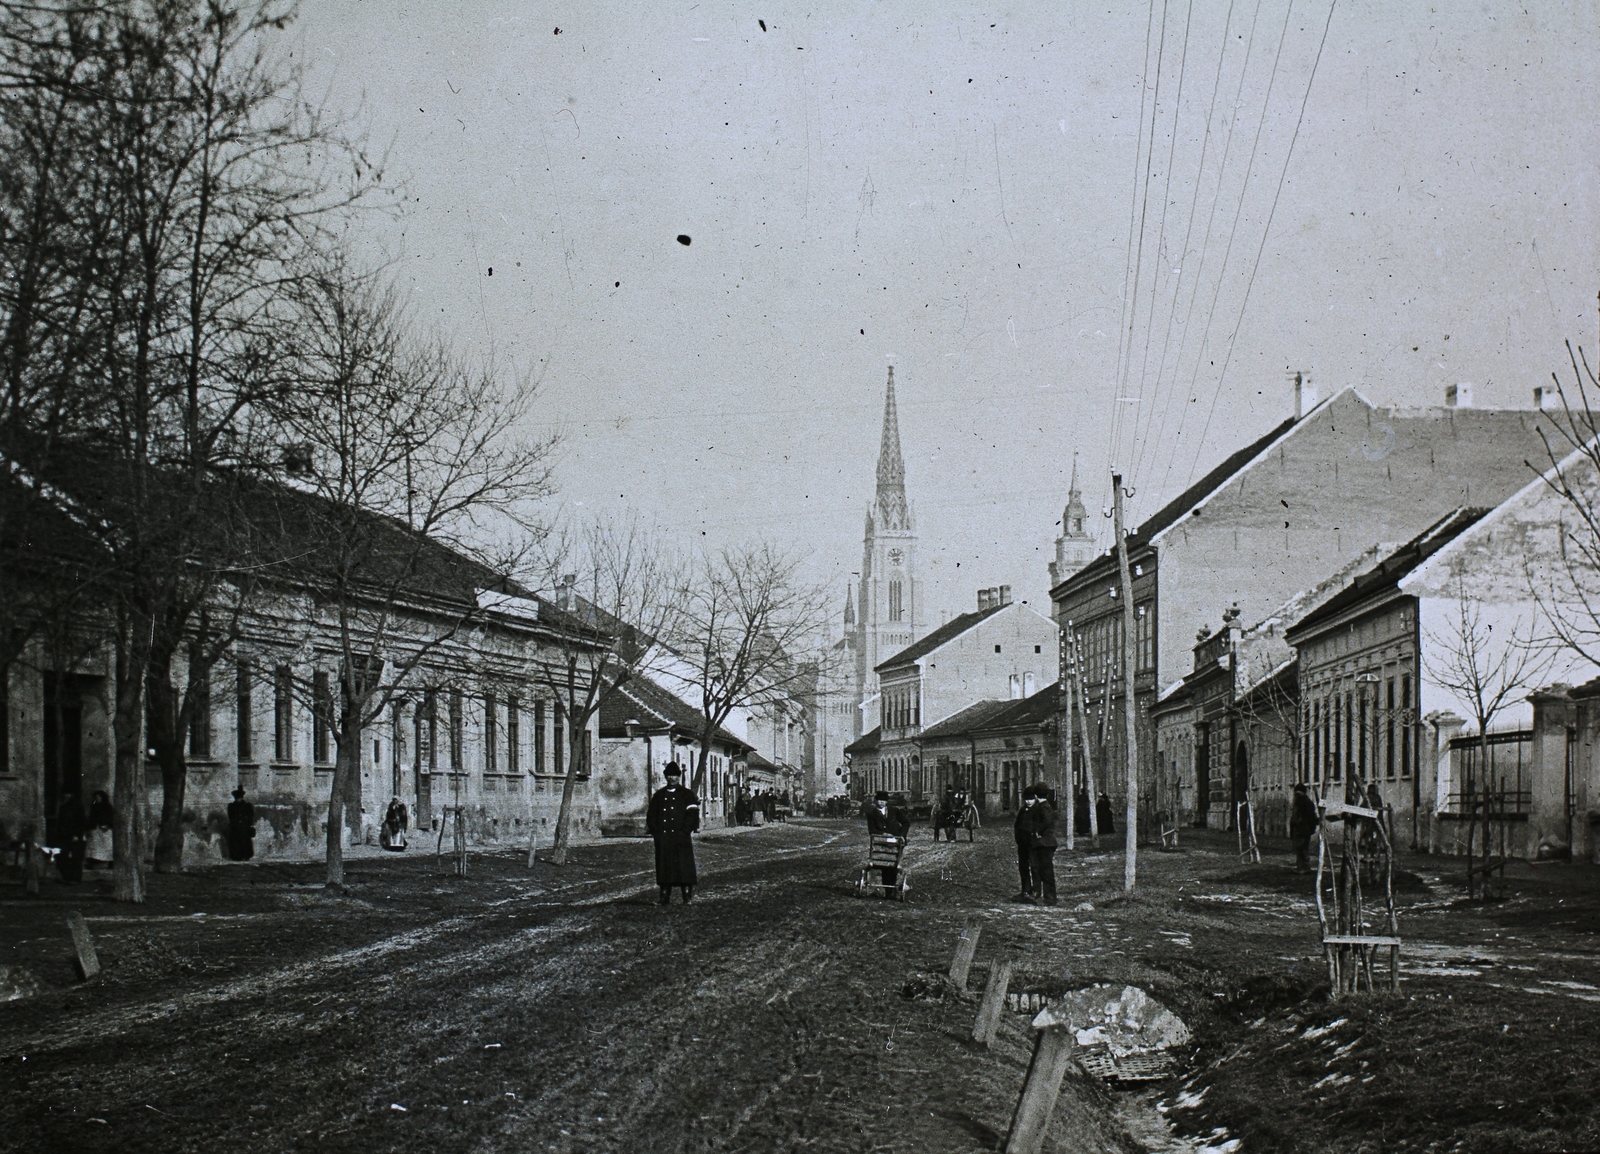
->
146;654;189;873
111;613;151;903
549;718;588;866
325;697;364;888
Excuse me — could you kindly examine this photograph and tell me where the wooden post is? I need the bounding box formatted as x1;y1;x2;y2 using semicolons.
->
1003;1024;1077;1154
972;956;1015;1047
948;919;981;989
1113;473;1139;892
66;911;100;981
1062;643;1076;852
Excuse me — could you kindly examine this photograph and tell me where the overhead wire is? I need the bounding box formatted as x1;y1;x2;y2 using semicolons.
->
1128;0;1197;490
1111;0;1172;486
1154;0;1287;503
1105;0;1163;505
1131;0;1235;501
1183;0;1338;487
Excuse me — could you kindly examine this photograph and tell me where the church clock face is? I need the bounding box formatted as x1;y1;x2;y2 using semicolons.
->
887;548;904;566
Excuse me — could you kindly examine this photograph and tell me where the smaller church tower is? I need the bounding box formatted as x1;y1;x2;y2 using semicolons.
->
1049;454;1097;587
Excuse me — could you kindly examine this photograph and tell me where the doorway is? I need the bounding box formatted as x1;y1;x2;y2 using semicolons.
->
1194;723;1210;828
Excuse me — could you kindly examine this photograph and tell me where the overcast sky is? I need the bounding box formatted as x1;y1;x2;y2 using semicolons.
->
293;1;1597;629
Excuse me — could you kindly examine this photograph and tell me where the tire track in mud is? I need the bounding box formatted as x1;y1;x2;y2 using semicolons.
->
0;824;853;1062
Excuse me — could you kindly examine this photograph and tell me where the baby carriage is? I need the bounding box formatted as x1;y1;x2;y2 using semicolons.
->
855;833;908;901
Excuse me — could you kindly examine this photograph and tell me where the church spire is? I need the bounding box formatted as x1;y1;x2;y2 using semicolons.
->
873;366;909;529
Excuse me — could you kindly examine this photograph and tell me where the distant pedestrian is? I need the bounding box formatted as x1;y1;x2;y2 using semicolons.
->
1290;783;1319;872
647;762;700;904
1020;784;1059;905
86;790;115;869
1096;792;1116;837
55;792;88;883
1074;787;1091;835
382;796;409;851
227;788;257;861
1011;791;1034;901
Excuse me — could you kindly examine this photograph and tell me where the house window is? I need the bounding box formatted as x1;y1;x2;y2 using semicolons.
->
888;579;903;623
507;696;520;773
190;667;211;759
1024;672;1036;697
273;665;293;762
424;688;438;771
1401;674;1413;778
485;690;498;773
1385;677;1396;779
236;660;254;762
449;690;464;770
534;700;546;773
554;702;565;775
313;671;332;764
1136;602;1155;671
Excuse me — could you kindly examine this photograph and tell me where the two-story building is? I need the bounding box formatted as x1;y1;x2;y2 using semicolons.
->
1054;382;1558;835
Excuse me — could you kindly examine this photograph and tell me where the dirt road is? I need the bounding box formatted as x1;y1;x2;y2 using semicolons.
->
4;820;1600;1153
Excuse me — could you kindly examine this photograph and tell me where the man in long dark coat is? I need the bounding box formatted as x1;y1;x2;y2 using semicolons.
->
55;792;88;883
227;788;257;861
1011;791;1034;901
1019;783;1059;905
1290;783;1319;872
647;762;699;904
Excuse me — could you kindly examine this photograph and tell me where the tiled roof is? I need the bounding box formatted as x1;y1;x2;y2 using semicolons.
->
1286;508;1489;640
915;699;1013;741
1051;415;1298;594
875;603;1010;672
597;674;749;752
844;726;881;755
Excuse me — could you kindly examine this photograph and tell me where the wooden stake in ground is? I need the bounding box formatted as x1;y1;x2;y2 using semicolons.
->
1003;1022;1078;1154
1113;472;1139;892
948;920;981;989
66;911;100;981
972;956;1015;1047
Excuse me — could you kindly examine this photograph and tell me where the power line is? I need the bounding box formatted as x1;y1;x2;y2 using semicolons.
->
1134;0;1239;502
1185;0;1338;487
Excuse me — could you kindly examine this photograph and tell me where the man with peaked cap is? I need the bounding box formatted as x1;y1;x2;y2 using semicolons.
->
1011;787;1035;902
647;762;700;904
227;788;257;862
1018;783;1059;906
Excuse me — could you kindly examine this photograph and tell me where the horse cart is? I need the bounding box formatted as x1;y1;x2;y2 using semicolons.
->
934;790;981;842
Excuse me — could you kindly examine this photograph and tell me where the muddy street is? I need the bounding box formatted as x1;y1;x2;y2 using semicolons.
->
6;822;1600;1153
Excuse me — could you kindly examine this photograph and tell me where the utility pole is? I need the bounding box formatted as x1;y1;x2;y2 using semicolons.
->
1113;473;1139;891
1061;626;1076;851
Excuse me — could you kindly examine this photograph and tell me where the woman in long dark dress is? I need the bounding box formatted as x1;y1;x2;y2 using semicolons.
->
56;792;89;883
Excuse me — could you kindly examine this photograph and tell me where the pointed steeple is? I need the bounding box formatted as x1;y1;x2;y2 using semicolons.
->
843;583;856;625
873;366;910;529
1062;450;1087;538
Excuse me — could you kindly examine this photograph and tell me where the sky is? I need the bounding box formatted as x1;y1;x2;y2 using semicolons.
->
291;1;1598;631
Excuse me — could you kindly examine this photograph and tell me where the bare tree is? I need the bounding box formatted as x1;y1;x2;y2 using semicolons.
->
274;262;556;887
1422;576;1545;897
663;543;829;802
533;514;685;866
0;0;386;899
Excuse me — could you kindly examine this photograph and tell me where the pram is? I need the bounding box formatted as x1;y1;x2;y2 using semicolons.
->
855;833;908;901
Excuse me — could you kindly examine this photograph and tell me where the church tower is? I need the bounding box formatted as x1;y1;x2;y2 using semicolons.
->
852;366;921;729
1049;454;1097;587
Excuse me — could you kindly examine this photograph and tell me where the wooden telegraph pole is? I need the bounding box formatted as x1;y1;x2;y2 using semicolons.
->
1113;473;1139;892
1061;627;1076;851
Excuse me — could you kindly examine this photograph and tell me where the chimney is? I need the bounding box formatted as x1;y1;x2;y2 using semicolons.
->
998;584;1012;607
1446;382;1473;408
1535;385;1561;411
977;588;992;611
1291;370;1318;419
559;573;577;610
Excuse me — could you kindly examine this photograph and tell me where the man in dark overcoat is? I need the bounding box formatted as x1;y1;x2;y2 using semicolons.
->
647;762;700;904
227;788;257;861
1019;783;1059;905
1011;791;1034;901
1290;783;1319;872
866;790;911;886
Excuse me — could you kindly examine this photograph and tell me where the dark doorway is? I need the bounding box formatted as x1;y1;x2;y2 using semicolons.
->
1194;722;1210;828
43;673;86;845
